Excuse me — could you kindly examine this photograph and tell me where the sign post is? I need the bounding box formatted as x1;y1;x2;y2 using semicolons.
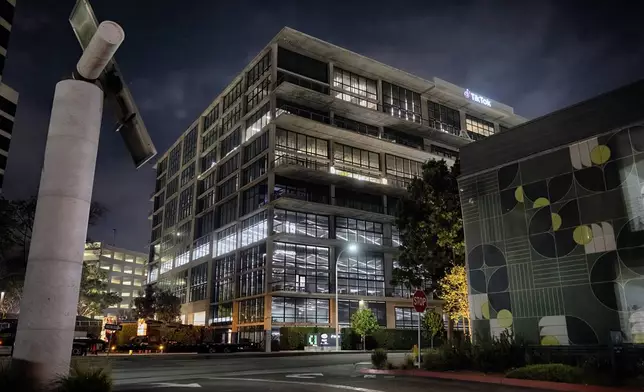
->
413;289;427;369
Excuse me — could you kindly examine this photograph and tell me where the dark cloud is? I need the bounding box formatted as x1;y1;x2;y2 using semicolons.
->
2;0;643;251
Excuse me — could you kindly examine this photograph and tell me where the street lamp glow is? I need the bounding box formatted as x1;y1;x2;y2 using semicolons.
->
358;299;365;308
335;243;359;352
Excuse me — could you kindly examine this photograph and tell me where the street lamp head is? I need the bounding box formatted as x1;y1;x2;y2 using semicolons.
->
358;299;365;307
347;243;358;253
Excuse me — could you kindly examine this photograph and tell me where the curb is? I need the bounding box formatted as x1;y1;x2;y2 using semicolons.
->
359;368;642;392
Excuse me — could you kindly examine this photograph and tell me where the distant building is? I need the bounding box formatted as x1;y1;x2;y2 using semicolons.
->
458;80;644;345
147;27;527;342
83;242;148;319
0;0;18;192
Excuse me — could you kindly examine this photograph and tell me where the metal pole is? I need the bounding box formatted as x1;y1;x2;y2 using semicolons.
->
335;248;345;352
12;21;124;386
418;311;421;368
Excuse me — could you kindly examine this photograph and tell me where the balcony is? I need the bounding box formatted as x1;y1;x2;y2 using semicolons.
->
271;191;395;223
274;105;441;163
272;156;407;196
273;73;472;147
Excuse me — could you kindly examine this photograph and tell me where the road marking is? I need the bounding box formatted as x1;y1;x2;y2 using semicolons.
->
363;375;376;379
286;373;324;379
209;377;386;392
152;383;202;388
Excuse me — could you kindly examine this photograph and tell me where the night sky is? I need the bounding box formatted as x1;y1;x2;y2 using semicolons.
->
3;0;643;253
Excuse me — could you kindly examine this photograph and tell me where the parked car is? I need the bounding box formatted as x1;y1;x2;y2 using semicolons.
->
71;337;108;356
199;338;259;353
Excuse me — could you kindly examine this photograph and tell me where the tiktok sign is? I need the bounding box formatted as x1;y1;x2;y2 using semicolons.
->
464;89;492;107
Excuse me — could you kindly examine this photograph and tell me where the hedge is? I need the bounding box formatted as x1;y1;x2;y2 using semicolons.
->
278;327;438;351
506;364;584;384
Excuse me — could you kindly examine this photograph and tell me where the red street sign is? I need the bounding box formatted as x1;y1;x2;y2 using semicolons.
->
412;290;427;313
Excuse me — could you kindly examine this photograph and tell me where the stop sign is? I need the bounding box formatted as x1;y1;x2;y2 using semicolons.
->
412;290;427;312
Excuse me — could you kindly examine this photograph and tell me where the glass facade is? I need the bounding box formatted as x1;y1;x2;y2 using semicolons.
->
339;300;386;326
465;114;495;140
215;225;237;256
272;297;330;324
336;251;385;296
382;82;422;123
245;103;270;142
428;101;461;135
238;297;264;324
395;307;420;329
336;217;383;245
385;154;423;189
189;262;208;302
274;209;329;238
240;210;267;247
239;244;266;297
212;255;235;303
276;128;328;159
272;242;329;293
332;68;377;109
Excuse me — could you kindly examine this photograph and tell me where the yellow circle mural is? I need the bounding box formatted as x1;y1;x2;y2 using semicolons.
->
551;213;562;231
481;302;490;320
497;309;513;328
590;145;611;165
541;336;560;345
573;225;593;245
514;186;524;203
533;197;550;208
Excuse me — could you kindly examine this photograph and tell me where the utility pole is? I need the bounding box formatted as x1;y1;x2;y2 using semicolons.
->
12;21;124;386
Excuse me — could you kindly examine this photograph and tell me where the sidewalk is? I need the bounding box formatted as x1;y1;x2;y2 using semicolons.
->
359;368;643;392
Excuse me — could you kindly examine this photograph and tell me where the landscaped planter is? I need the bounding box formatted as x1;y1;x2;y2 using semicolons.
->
359;368;643;392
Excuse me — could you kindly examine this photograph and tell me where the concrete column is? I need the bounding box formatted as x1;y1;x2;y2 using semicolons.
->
13;79;103;382
383;252;394;295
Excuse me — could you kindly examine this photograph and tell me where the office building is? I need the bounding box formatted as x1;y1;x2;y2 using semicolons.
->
147;27;526;342
458;80;644;345
0;0;17;192
84;242;148;319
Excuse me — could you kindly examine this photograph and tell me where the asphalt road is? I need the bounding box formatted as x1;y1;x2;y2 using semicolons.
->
112;353;544;392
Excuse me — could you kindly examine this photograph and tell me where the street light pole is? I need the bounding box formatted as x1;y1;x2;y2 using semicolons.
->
335;243;357;352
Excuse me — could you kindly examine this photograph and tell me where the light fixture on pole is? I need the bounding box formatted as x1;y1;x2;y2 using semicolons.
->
335;243;358;352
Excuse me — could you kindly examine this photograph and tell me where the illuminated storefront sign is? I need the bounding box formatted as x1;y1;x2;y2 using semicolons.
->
137;318;147;336
464;89;492;107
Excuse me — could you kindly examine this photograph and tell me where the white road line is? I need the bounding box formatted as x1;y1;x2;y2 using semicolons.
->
152;383;201;388
285;373;324;379
209;377;386;392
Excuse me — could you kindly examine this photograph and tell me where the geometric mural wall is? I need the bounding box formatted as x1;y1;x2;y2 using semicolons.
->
459;124;644;345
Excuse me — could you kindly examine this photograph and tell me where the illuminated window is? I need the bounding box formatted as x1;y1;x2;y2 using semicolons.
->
212;255;235;303
336;251;385;296
124;266;133;274
332;68;377;110
244;103;270;142
335;217;383;245
113;252;124;261
385;154;423;189
216;225;238;256
120;304;130;309
123;278;132;286
428;101;461;135
274;209;329;238
395;307;420;329
241;211;267;247
271;242;329;293
121;291;131;297
382;82;421;123
135;268;144;276
100;263;110;271
134;279;142;287
271;297;329;324
112;264;122;272
465;114;495;140
110;277;121;284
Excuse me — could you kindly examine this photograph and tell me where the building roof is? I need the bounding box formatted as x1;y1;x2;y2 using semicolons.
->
459;79;644;178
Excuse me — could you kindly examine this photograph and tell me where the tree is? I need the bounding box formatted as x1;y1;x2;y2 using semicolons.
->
0;279;22;318
351;307;380;350
392;159;463;293
438;265;470;338
155;290;181;323
77;261;122;317
133;285;156;320
422;308;444;349
0;197;107;283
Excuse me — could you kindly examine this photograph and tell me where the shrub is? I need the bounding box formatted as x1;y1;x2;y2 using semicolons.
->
401;354;416;370
53;364;112;392
371;349;388;369
506;364;584;384
471;331;524;373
